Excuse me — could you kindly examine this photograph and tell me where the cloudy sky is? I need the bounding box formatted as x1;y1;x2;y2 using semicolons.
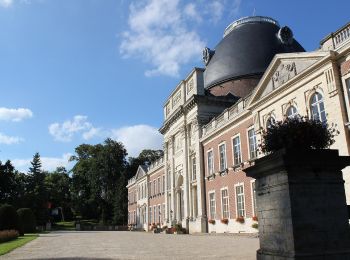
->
0;0;349;171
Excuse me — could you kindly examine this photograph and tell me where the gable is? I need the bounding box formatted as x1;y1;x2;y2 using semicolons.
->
248;52;328;106
135;165;147;180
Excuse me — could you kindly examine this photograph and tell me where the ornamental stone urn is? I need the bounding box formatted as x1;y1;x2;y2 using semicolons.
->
244;149;350;260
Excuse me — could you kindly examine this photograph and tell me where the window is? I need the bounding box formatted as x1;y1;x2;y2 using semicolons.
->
221;189;229;219
158;177;161;194
141;185;144;199
153;180;156;196
162;204;165;222
153;206;156;223
209;192;216;219
232;136;242;165
266;116;275;128
346;78;350;100
235;185;245;217
286;105;298;118
248;128;257;159
158;205;161;223
149;206;152;223
162;175;165;193
310;92;326;123
149;182;152;197
219;143;227;171
207;150;214;175
192;157;197;180
252;182;257;216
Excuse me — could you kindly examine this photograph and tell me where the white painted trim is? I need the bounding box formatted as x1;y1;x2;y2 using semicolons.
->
342;75;350;122
250;180;256;217
206;148;214;175
220;187;230;219
234;182;246;218
217;141;227;171
208;190;216;219
231;133;242;166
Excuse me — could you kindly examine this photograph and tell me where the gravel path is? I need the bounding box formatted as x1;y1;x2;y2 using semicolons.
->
1;231;259;260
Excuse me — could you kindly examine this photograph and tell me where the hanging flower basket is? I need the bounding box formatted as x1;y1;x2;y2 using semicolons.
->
221;218;229;224
208;219;216;224
252;216;258;221
236;216;245;223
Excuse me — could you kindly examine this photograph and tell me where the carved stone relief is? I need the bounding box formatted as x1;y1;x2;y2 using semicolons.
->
272;62;297;89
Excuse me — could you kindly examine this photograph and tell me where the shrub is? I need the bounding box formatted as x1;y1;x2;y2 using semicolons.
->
252;223;258;229
0;230;19;243
236;216;245;224
17;208;36;233
208;219;215;225
0;205;21;234
260;116;338;153
221;218;229;224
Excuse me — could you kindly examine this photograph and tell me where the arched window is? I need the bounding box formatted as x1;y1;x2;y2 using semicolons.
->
266;116;275;128
310;92;326;123
286;105;298;119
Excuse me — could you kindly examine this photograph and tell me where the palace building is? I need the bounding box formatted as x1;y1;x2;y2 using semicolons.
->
127;16;350;233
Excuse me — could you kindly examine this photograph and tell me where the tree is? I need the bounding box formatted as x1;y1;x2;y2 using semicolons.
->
127;149;163;179
27;153;49;225
70;139;128;224
45;167;73;221
0;160;16;205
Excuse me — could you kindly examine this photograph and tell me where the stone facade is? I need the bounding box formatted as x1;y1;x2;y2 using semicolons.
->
127;18;350;234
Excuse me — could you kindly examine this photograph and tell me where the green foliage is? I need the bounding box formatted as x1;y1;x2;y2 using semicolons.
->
127;149;163;179
26;153;49;225
252;223;259;229
70;138;128;224
0;233;38;256
17;208;36;233
0;161;16;205
0;230;19;243
0;205;21;234
260;116;339;153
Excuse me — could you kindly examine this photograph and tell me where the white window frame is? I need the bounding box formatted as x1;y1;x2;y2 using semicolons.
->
231;134;242;166
310;92;326;123
220;187;230;219
207;149;214;175
191;156;197;181
250;180;257;217
246;127;257;160
286;105;298;119
234;183;246;218
208;191;216;220
218;142;227;172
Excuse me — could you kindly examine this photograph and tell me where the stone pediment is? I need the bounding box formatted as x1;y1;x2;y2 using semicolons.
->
135;165;147;180
248;52;328;107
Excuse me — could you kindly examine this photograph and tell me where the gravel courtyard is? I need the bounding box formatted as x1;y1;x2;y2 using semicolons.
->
1;231;259;260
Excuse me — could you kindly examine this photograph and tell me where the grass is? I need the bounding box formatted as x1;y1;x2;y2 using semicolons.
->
52;221;75;231
0;233;38;256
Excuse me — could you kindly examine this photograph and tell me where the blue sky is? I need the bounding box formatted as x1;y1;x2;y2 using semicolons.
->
0;0;349;172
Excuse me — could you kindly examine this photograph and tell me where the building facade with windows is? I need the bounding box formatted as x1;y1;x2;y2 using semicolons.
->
127;16;350;233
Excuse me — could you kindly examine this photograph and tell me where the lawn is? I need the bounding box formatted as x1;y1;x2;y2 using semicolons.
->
0;233;38;256
52;221;75;231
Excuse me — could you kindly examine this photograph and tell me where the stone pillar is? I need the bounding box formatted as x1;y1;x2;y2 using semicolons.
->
244;149;350;260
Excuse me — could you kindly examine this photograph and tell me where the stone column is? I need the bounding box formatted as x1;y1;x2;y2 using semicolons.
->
244;149;350;260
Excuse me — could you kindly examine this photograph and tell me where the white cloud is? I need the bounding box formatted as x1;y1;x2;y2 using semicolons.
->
0;107;33;122
82;127;101;140
0;0;13;8
12;153;73;172
120;0;242;77
49;115;96;142
111;124;162;157
0;132;23;144
120;0;205;77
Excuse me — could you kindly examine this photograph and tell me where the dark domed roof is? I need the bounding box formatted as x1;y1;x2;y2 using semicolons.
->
204;16;305;89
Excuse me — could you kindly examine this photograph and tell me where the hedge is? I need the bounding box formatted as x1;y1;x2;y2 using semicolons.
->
17;208;36;233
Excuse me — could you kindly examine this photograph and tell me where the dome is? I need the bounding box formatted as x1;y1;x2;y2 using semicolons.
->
203;16;305;93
